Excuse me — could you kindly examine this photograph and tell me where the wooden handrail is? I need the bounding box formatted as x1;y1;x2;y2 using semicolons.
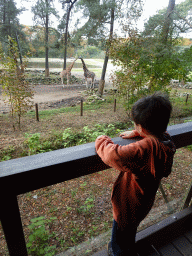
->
0;122;192;255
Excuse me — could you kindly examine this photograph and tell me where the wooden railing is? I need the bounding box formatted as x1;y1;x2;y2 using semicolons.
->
1;122;192;256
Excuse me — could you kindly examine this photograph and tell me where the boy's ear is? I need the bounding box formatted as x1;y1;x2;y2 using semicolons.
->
137;124;148;136
137;124;143;134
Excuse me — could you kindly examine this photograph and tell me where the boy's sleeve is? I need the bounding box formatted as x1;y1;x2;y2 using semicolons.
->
95;135;143;173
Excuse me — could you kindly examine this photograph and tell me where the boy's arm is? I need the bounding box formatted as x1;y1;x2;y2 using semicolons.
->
95;135;142;172
120;130;141;139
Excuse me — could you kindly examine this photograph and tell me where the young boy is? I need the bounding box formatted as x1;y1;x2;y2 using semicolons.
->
95;92;176;256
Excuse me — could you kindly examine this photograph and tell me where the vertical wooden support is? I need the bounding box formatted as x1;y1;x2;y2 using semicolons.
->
0;194;28;256
80;99;83;116
35;103;39;122
114;99;116;112
186;94;189;103
159;182;173;213
182;182;192;210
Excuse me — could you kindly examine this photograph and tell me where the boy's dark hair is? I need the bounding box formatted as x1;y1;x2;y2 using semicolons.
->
131;92;172;136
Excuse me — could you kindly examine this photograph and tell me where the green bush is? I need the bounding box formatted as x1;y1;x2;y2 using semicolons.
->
77;46;104;58
27;216;57;256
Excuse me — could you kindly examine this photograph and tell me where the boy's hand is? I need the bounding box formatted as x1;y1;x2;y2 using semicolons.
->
120;130;140;139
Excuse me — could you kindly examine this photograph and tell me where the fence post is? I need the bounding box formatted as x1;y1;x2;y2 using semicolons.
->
80;99;83;116
35;103;39;121
182;182;192;210
0;193;28;256
186;94;189;103
114;99;116;112
159;182;173;213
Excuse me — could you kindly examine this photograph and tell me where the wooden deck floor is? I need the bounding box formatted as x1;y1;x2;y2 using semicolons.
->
92;230;192;256
138;230;192;256
92;206;192;256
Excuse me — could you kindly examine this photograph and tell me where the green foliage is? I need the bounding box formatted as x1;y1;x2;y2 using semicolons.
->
142;0;192;39
110;26;191;111
23;123;124;156
62;123;122;148
110;35;149;111
24;132;63;156
0;146;15;162
76;196;95;215
0;0;22;45
27;216;57;256
24;133;41;156
188;71;192;81
77;45;104;58
109;0;192;112
75;0;112;41
32;0;58;27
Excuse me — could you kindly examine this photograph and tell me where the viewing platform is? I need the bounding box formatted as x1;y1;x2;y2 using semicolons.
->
0;122;192;256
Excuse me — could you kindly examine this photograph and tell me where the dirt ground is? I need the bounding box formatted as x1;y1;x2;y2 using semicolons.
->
0;78;127;158
0;69;114;113
0;82;89;113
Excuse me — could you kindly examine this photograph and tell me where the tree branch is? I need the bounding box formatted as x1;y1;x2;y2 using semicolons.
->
174;10;192;28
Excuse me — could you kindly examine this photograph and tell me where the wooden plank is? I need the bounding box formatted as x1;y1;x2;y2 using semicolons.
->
149;252;160;256
93;228;192;256
185;230;192;243
150;245;161;255
159;243;182;256
136;206;192;250
172;236;192;255
137;243;160;256
91;248;142;256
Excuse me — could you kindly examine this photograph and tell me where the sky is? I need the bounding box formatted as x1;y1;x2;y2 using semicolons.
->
16;0;190;35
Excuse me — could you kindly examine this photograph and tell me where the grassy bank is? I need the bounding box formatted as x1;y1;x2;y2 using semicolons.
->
1;90;192;161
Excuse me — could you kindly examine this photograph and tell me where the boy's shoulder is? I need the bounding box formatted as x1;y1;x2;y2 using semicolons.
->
133;133;176;153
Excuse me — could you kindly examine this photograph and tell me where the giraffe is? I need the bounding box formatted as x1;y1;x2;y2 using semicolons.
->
60;58;77;87
79;57;95;89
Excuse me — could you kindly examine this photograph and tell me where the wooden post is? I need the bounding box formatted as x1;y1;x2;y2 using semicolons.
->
0;194;28;256
114;99;116;112
186;94;189;103
182;182;192;210
159;182;173;213
35;103;39;121
80;99;83;116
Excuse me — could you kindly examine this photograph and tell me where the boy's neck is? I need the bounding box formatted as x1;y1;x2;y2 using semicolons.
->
134;123;159;140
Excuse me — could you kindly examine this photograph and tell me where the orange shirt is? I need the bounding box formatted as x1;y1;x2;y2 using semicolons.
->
95;131;176;228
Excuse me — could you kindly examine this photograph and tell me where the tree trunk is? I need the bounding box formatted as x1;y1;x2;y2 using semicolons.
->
161;0;175;44
15;31;23;65
3;0;6;24
63;4;70;69
63;0;78;70
98;7;114;97
45;0;49;77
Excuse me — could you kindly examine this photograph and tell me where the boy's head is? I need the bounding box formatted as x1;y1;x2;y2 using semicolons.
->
131;92;172;137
